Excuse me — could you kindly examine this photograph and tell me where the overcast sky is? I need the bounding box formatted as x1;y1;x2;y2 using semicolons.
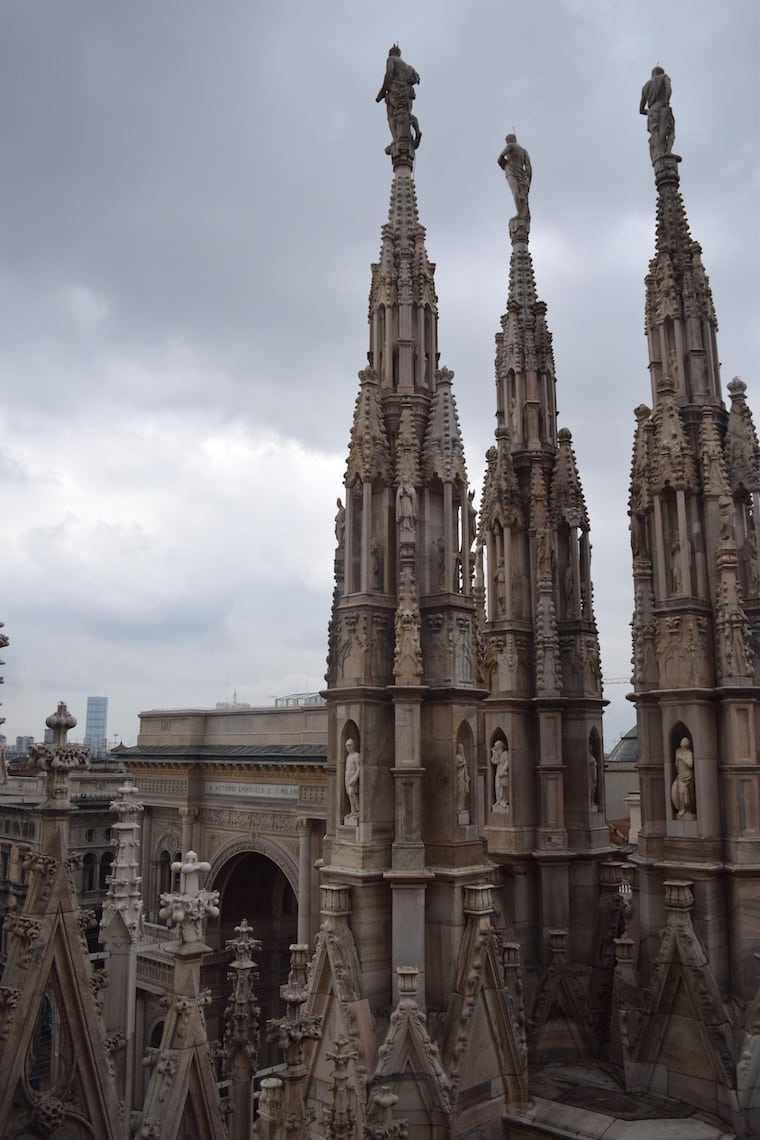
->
1;1;757;748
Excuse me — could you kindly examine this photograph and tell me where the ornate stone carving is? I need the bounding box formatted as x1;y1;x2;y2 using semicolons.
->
640;66;675;163
376;45;421;154
222;919;262;1080
0;986;20;1041
393;567;422;682
322;1035;359;1140
491;740;509;809
4;913;42;968
344;738;360;825
671;737;696;820
29;701;90;806
158;851;220;945
498;134;532;220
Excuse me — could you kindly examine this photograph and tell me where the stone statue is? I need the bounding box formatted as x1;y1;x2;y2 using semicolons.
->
376;45;421;153
334;498;346;547
588;751;598;806
455;743;470;813
344;738;360;823
671;737;696;820
639;66;675;163
397;482;418;539
491;740;509;808
497;133;532;219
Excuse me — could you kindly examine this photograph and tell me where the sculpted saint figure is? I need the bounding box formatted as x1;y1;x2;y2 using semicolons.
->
497;134;532;219
397;482;418;538
491;740;509;808
588;751;598;805
455;743;470;813
376;45;421;152
334;498;346;547
639;66;675;163
344;738;360;822
671;737;696;819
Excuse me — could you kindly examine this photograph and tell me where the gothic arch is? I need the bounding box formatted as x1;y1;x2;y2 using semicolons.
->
206;834;298;897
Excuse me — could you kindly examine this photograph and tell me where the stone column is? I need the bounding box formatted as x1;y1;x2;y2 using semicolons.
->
296;818;313;945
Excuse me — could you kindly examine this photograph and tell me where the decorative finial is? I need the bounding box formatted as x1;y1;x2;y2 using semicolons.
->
498;133;532;227
158;849;220;945
639;66;676;165
30;702;90;807
376;45;421;161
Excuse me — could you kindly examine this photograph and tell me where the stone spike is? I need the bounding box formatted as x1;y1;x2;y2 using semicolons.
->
421;367;467;485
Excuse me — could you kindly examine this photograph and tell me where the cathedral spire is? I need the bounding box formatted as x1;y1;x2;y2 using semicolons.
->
640;68;721;408
624;70;760;1130
482;133;609;968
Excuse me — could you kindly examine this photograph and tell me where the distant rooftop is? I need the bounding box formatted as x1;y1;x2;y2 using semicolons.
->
607;726;638;766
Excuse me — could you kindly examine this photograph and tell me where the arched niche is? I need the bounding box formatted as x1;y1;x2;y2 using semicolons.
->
490;729;510;811
455;721;475;822
340;721;360;825
669;722;696;821
588;727;602;809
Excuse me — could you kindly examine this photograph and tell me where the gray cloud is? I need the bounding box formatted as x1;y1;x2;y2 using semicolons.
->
1;0;757;746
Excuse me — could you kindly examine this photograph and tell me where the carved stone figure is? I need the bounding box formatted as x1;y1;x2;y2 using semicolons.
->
588;751;598;806
630;508;649;559
491;740;509;809
639;66;675;163
671;737;696;820
670;539;682;593
344;739;360;824
497;134;532;219
334;498;345;548
455;743;470;813
370;539;381;590
396;482;417;539
376;45;421;152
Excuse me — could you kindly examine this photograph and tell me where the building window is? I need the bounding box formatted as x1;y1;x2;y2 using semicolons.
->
99;851;115;891
82;853;97;894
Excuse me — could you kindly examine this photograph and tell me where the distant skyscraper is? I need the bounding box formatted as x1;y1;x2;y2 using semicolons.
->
84;696;108;754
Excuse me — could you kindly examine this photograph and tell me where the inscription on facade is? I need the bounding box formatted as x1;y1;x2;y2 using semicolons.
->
203;781;299;800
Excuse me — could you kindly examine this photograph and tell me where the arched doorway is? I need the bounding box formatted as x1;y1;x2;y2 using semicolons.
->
212;850;298;1070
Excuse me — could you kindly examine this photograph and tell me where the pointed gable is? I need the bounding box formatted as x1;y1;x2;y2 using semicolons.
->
346;366;392;486
422;367;467;485
725;376;760;495
0;704;122;1140
551;428;589;530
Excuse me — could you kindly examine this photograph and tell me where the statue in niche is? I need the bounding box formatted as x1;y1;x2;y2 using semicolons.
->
344;738;360;824
497;133;532;219
588;751;598;806
564;564;576;616
455;743;470;813
376;45;421;152
639;66;675;163
536;532;552;579
370;539;382;589
670;539;682;593
496;556;507;613
334;497;345;548
730;613;749;675
671;737;696;820
719;496;733;544
630;507;649;559
467;489;477;550
436;536;446;590
396;482;417;539
394;607;421;678
745;531;760;594
491;740;509;809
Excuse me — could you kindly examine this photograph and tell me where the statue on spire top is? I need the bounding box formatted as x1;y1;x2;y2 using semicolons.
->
498;133;532;220
376;45;421;155
640;66;676;164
